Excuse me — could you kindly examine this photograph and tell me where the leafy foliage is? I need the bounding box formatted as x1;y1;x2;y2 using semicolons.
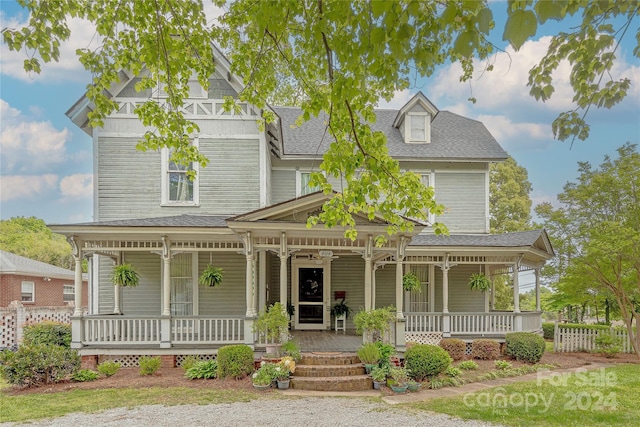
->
402;272;421;292
457;360;479;371
542;322;555;340
22;322;71;348
216;345;254;379
199;265;223;287
494;360;512;370
97;361;121;377
468;273;491;292
5;2;636;242
111;264;140;287
471;339;501;360
0;344;80;387
505;332;546;363
185;360;218;379
594;334;622;358
252;302;289;342
138;356;161;376
490;157;533;234
356;343;381;364
71;369;99;382
404;344;452;381
438;338;466;361
353;306;396;342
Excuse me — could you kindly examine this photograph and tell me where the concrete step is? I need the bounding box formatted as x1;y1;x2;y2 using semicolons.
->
299;352;360;366
290;374;373;392
295;363;365;377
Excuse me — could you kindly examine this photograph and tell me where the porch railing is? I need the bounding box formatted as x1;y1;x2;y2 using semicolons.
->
80;315;245;346
404;311;542;337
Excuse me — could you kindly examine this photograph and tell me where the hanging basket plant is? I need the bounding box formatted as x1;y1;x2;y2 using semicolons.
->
199;265;224;287
402;272;421;292
111;263;140;287
468;273;491;292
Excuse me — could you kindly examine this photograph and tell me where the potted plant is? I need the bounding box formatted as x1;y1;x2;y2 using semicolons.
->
111;263;140;287
406;379;422;392
274;356;296;389
252;363;275;390
252;302;289;354
468;272;491;292
331;299;351;319
353;306;396;343
356;342;381;373
402;272;421;292
388;366;409;393
370;366;387;390
199;265;223;287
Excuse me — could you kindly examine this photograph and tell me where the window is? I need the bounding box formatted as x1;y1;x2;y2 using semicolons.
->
161;140;199;205
406;113;430;143
21;281;34;302
63;285;74;303
405;266;429;312
170;253;194;315
421;173;435;225
297;171;321;196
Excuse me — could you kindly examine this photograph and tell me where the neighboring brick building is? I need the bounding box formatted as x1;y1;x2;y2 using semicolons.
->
0;250;88;308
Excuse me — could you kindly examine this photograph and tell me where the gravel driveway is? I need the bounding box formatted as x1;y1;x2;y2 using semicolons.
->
3;397;501;427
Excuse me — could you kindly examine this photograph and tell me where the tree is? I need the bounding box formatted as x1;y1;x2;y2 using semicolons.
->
490;156;533;234
0;217;75;270
536;144;640;357
3;0;637;241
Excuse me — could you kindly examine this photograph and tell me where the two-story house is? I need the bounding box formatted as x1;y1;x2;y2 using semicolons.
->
51;48;553;365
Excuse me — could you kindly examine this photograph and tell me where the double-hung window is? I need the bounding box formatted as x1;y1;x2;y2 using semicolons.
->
21;281;35;302
422;173;436;225
161;139;199;205
63;285;74;303
297;171;321;197
406;113;430;143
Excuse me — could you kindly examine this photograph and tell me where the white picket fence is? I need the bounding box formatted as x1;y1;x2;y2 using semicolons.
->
0;301;74;349
554;323;634;353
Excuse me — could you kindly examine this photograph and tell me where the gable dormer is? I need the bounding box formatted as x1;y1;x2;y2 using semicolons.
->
392;92;439;144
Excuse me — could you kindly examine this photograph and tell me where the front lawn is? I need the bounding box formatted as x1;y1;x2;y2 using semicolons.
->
412;364;640;427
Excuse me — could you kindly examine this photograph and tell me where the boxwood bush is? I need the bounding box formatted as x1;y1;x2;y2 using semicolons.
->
438;338;466;361
505;332;545;363
22;322;72;348
0;344;80;387
542;322;555;340
404;344;452;381
471;339;501;360
217;344;254;379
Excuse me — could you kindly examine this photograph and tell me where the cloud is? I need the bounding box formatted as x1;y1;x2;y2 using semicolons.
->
1;12;97;82
0;174;58;202
0;100;71;173
475;114;552;151
376;89;414;109
59;174;93;199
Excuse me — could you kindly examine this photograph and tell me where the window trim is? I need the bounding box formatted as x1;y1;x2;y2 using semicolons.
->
21;281;35;303
161;138;200;206
63;284;74;303
405;112;431;144
296;170;321;197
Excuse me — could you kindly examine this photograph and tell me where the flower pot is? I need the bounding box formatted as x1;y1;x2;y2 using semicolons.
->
265;343;282;355
407;382;422;392
390;383;408;393
364;364;375;374
253;383;271;391
277;379;290;390
373;380;384;390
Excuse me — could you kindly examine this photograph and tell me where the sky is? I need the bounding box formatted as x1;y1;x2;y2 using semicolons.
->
1;1;639;234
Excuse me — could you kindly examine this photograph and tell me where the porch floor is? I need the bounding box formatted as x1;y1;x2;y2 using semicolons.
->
290;330;363;352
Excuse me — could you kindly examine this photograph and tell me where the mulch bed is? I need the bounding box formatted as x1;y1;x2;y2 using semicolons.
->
4;351;638;396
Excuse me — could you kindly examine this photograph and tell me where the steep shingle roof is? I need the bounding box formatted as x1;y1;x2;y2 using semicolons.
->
0;250;78;279
409;229;548;248
272;107;508;160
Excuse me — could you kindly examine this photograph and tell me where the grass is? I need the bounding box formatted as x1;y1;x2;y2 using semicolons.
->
410;364;640;427
0;386;279;423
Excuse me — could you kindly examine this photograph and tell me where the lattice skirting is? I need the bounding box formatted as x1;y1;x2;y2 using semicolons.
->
405;332;443;346
97;354;217;368
176;354;217;367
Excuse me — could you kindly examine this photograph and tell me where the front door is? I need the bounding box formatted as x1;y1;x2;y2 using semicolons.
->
293;260;330;330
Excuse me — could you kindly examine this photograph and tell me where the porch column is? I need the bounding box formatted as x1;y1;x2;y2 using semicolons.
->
162;237;171;317
371;264;379;309
395;236;407;319
440;254;451;338
69;237;83;349
245;232;256;317
113;253;121;314
279;232;288;310
73;254;83;316
535;267;541;311
364;235;373;311
258;251;267;312
513;263;520;313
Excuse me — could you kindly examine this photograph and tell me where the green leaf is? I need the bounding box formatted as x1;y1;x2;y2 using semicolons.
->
503;9;538;51
534;0;565;24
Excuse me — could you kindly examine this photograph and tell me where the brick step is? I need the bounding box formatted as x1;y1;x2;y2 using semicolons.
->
294;363;365;377
299;352;361;366
290;375;373;392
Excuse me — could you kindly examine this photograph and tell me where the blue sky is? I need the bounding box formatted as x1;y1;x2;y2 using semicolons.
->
1;1;639;231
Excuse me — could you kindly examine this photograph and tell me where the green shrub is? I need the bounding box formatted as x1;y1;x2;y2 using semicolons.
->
217;345;254;379
139;356;161;376
356;342;381;364
445;366;461;377
542;322;555;340
180;355;198;371
97;360;121;377
0;344;80;387
505;332;545;363
439;338;466;361
281;340;301;362
72;369;99;382
495;360;512;370
404;344;452;381
471;339;501;360
185;360;218;379
457;360;479;370
594;334;622;358
22;322;71;348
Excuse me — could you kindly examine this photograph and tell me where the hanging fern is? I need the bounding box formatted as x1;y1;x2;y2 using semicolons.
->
199;265;224;287
468;273;491;292
402;272;421;292
111;263;140;287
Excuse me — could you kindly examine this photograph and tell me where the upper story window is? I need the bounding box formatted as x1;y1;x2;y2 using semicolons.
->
297;171;321;197
21;281;34;302
422;173;435;225
63;285;74;303
407;113;430;143
161;139;200;205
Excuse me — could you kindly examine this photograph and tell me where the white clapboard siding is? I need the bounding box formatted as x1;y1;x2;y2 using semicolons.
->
435;172;486;233
197;252;247;316
270;170;297;204
120;252;162;316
